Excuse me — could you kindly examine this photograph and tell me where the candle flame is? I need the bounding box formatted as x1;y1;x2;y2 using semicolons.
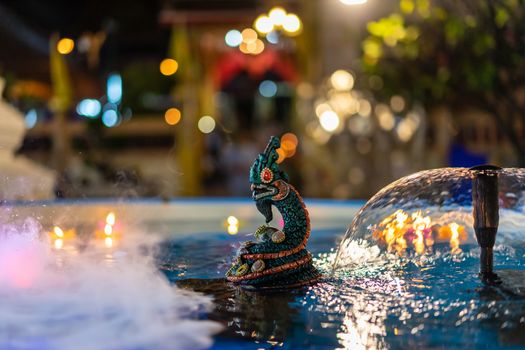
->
53;226;64;238
449;223;462;254
226;215;239;235
227;216;239;226
54;239;64;249
227;225;239;235
104;224;113;236
106;212;116;226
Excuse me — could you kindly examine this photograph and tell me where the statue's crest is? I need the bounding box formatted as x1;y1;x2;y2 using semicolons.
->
249;136;289;185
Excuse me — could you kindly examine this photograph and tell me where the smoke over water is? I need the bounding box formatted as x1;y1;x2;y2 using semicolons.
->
0;215;222;350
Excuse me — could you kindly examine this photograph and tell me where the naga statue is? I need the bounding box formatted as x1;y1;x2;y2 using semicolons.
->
226;136;320;289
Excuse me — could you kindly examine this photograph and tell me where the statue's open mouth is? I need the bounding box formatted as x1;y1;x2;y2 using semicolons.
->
251;184;277;201
251;184;276;223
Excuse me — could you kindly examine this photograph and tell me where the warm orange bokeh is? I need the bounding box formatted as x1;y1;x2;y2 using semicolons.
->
373;209;467;255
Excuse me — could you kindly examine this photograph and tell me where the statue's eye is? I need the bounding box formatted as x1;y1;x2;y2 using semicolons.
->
260;168;274;183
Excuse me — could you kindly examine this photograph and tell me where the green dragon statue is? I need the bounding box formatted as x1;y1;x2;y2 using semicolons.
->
226;136;320;289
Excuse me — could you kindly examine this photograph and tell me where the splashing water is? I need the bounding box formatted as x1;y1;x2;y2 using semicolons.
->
0;215;221;350
320;167;525;349
334;168;525;269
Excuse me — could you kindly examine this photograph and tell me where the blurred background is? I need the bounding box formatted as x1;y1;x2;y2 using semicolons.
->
1;0;524;201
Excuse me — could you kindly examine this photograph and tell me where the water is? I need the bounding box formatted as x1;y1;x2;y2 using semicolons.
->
160;225;525;349
159;168;525;349
335;168;525;268
3;187;525;349
0;216;221;350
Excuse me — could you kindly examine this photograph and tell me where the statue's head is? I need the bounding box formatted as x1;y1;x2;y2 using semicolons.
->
249;136;291;223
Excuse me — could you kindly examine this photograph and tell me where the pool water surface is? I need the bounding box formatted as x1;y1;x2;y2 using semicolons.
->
3;199;525;350
159;224;525;350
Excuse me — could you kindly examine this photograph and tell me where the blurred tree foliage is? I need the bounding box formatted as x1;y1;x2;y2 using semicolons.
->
362;0;525;165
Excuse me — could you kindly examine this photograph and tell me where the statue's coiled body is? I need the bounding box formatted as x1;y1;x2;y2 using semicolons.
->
226;137;320;289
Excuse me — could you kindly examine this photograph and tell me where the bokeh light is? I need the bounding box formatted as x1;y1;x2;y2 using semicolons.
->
54;239;63;249
106;212;116;226
271;133;299;161
358;100;372;117
253;39;265;54
227;216;239;226
266;31;279;44
227;225;239;235
254;15;273;34
239;42;249;54
240;38;264;55
315;103;332;117
282;144;297;158
319;110;340;132
285;147;296;158
283;14;302;35
259;80;277;97
198;116;216;134
330;70;355;91
24;109;37;129
107;74;122;104
241;28;258;44
396;120;414;142
225;30;242;47
390;95;406;112
253;8;301;39
276;148;286;164
104;224;112;236
226;216;239;235
281;138;296;150
159;58;179;76
281;132;299;148
376;105;395;131
250;39;265;54
53;226;64;238
164;108;181;125
330;92;357;115
102;109;119;128
76;99;101;118
247;41;257;52
57;38;74;55
269;7;287;26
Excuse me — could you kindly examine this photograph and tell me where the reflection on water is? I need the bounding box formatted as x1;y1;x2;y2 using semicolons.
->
3;202;525;349
166;226;525;349
325;245;525;349
177;278;297;347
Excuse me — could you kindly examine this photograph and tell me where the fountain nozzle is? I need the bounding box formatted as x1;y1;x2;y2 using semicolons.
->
470;165;502;285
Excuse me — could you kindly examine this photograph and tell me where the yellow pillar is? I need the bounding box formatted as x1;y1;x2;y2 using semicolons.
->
49;33;73;174
169;25;203;196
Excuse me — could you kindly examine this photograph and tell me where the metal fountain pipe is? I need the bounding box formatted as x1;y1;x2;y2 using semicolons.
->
469;165;502;285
